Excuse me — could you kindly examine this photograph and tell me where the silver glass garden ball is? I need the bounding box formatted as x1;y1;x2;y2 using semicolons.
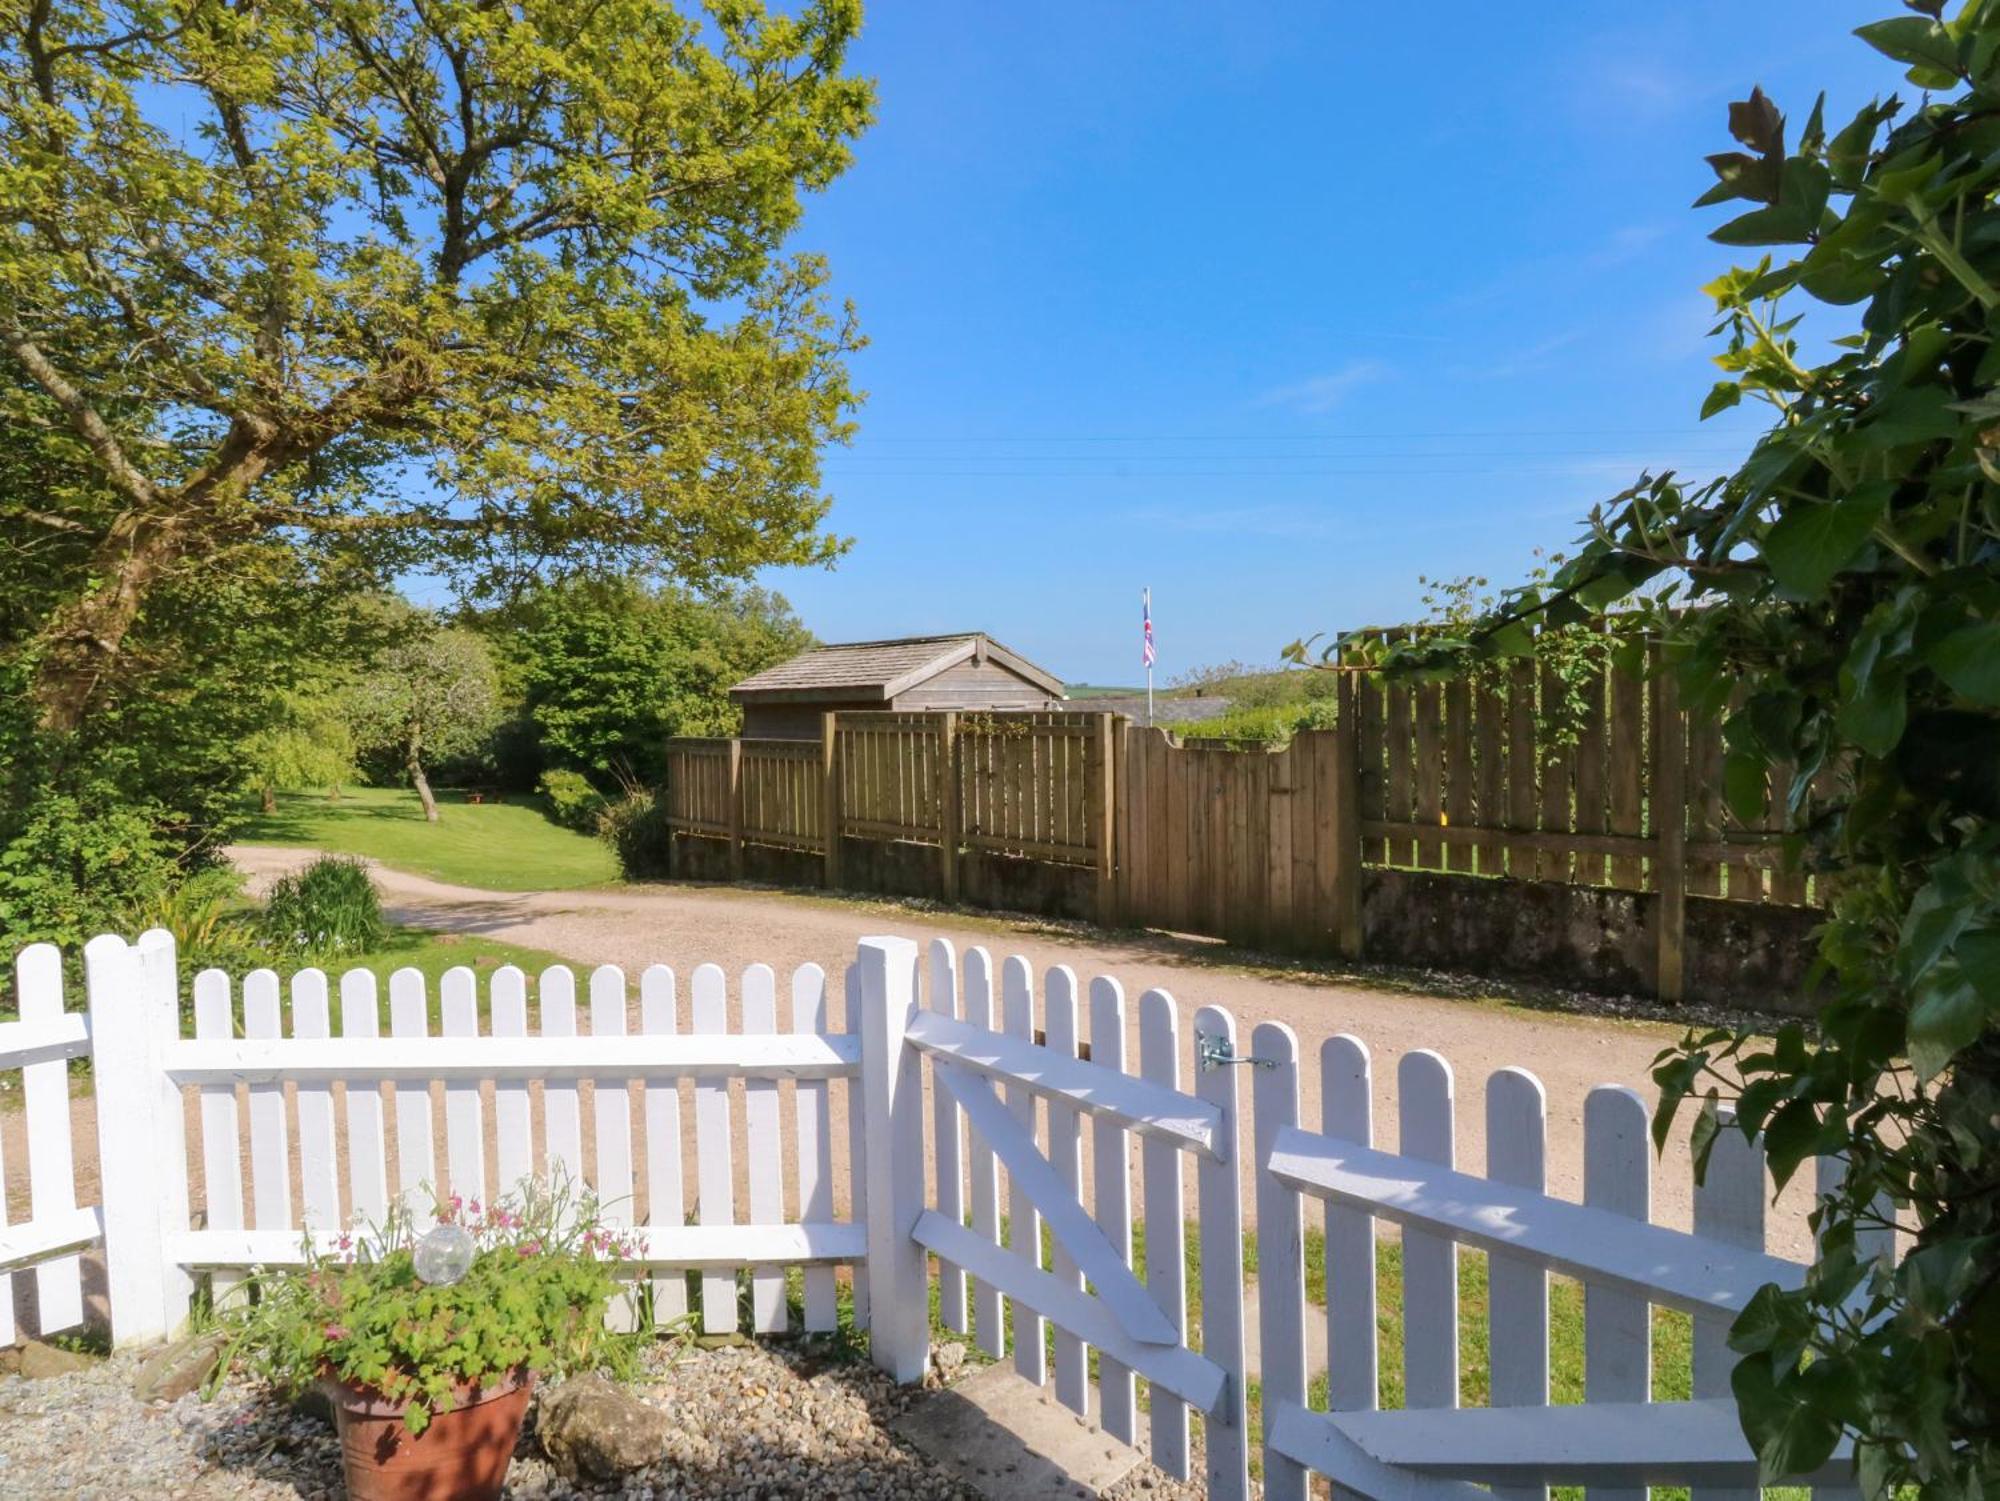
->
412;1223;477;1286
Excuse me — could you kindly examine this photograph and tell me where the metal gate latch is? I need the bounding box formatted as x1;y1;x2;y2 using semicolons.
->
1196;1032;1277;1073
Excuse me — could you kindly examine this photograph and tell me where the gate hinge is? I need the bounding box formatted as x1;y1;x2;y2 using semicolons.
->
1196;1032;1277;1073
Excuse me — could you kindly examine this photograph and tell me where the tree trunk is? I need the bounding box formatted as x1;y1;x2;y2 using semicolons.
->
33;511;184;733
260;782;278;814
408;736;439;823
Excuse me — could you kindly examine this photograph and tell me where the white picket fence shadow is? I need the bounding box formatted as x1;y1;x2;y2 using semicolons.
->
0;928;1890;1501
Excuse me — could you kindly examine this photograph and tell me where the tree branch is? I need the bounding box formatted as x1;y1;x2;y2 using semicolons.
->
0;324;159;508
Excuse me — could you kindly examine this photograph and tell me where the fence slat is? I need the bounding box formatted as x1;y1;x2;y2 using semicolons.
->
927;939;968;1336
692;963;737;1334
292;970;342;1232
1139;987;1190;1478
1254;1021;1308;1501
440;967;485;1208
1399;1050;1458;1410
1692;1107;1765;1501
1488;1067;1550;1501
964;947;1003;1357
591;965;638;1332
1585;1085;1651;1501
244;970;293;1236
742;963;786;1334
641;965;688;1326
1195;1004;1251;1500
389;968;435;1216
845;960;869;1329
15;946;80;1333
1608;667;1646;891
338;970;388;1230
1044;965;1088;1414
1089;975;1137;1443
792;963;837;1332
541;966;583;1187
1001;955;1046;1385
490;966;532;1198
1323;1035;1378;1414
193;969;243;1315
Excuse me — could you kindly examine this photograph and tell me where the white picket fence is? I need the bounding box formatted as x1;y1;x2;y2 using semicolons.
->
0;927;1876;1500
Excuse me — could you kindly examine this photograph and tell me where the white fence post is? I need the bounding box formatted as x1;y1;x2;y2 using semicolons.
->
1253;1021;1308;1501
1194;1004;1251;1501
859;935;929;1382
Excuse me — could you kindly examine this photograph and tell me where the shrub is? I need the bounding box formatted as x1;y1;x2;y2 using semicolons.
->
538;769;608;833
0;794;178;952
600;792;670;880
132;865;269;974
256;855;385;959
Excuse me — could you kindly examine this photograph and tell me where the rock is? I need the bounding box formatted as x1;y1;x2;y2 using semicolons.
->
132;1332;226;1404
537;1373;673;1481
931;1341;967;1384
15;1340;99;1380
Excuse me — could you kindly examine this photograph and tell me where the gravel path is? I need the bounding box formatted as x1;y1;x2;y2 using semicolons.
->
226;848;1819;1258
0;1337;1210;1499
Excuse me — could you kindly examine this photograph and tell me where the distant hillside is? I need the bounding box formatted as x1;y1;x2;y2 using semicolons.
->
1062;683;1145;699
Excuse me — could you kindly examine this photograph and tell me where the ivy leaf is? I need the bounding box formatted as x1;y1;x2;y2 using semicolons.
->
1701;381;1744;419
1924;621;2000;703
1907;974;1986;1079
1732;1353;1844;1480
1854;16;1960;74
1725;748;1771;825
1761;483;1890;597
1956;930;2000;1007
1854;385;1961;449
1837;668;1907;755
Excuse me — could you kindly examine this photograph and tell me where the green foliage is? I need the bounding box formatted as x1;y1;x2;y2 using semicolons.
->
537;770;608;834
215;1178;636;1435
0;789;175;951
1307;12;2000;1491
244;687;359;806
131;865;268;975
256;856;385;961
492;577;812;787
601;792;672;881
346;603;499;813
1;0;869;734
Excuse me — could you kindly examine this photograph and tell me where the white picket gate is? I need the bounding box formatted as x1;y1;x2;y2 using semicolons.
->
0;927;1883;1499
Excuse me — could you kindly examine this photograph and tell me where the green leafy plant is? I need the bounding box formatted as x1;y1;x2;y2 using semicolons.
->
1298;7;2000;1493
538;770;609;834
255;855;385;960
214;1178;638;1435
131;865;267;974
601;791;672;881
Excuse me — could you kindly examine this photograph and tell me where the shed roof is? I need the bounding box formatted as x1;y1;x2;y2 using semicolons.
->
729;633;1065;704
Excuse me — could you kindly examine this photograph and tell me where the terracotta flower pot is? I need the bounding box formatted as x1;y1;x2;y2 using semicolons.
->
318;1369;535;1501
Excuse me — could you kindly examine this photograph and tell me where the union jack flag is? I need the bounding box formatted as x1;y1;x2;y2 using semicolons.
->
1142;589;1156;668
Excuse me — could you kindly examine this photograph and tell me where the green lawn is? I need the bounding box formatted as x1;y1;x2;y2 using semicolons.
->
237;786;619;891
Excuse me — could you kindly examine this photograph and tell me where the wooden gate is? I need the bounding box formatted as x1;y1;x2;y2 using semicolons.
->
880;936;1255;1499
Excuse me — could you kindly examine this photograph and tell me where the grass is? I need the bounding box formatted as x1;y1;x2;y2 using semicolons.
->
237;785;619;891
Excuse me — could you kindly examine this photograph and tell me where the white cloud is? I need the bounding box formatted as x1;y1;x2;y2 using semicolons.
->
1253;359;1391;414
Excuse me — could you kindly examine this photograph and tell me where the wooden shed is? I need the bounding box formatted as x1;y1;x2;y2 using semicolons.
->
729;633;1066;739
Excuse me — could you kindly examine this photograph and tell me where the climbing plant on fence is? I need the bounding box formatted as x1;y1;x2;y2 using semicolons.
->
1301;6;2000;1494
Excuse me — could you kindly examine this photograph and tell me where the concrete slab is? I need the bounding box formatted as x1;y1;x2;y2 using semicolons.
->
891;1363;1144;1500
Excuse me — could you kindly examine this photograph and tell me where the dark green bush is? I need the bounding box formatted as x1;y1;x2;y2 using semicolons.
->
255;855;384;959
538;768;609;833
600;792;670;880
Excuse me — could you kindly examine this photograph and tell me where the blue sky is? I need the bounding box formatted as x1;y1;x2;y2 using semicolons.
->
762;1;1897;687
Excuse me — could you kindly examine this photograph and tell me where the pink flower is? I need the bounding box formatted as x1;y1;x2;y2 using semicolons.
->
518;1240;541;1257
323;1323;349;1341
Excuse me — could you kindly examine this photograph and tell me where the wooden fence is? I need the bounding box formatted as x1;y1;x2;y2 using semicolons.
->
665;670;1818;1004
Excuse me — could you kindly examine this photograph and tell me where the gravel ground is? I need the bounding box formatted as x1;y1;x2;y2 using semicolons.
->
0;1340;1215;1499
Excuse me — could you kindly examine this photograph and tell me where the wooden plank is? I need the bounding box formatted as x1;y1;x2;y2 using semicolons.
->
844;962;869;1328
726;738;744;881
1607;665;1646;891
1193;1003;1251;1501
1266;1399;1492;1501
913;1211;1228;1415
1323;1035;1378;1414
1768;760;1809;905
1330;688;1364;957
963;947;1005;1357
1001;956;1046;1385
1357;668;1387;864
692;963;737;1334
1686;706;1725;897
1536;662;1571;883
741;964;785;1333
1267;1125;1804;1316
1414;682;1443;870
1572;660;1609;887
856;936;932;1382
822;712;841;889
338;971;389;1229
1359;821;1654;857
1584;1085;1651;1501
541;966;583;1189
641;964;688;1325
927;941;967;1335
244;971;293;1237
439;967;485;1207
1089;975;1137;1445
1654;663;1688;1003
193;970;242;1315
167;1031;861;1081
1473;678;1507;876
1488;1067;1550;1501
490;966;532;1197
1253;1021;1309;1501
939;713;961;902
904;1008;1222;1156
388;969;433;1215
591;965;638;1332
1139;988;1190;1478
179;1221;867;1270
292;970;342;1233
1399;1051;1457;1411
792;963;837;1331
1443;679;1474;874
15;945;81;1331
1385;678;1414;867
1507;664;1538;882
1093;714;1117;923
1693;1110;1765;1501
1043;966;1090;1414
1268;744;1295;944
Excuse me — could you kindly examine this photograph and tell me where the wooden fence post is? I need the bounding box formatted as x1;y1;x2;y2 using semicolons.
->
1654;665;1687;1003
938;712;961;904
1330;676;1365;958
857;935;929;1383
725;738;745;881
821;713;842;890
1092;712;1117;925
1253;1021;1309;1501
